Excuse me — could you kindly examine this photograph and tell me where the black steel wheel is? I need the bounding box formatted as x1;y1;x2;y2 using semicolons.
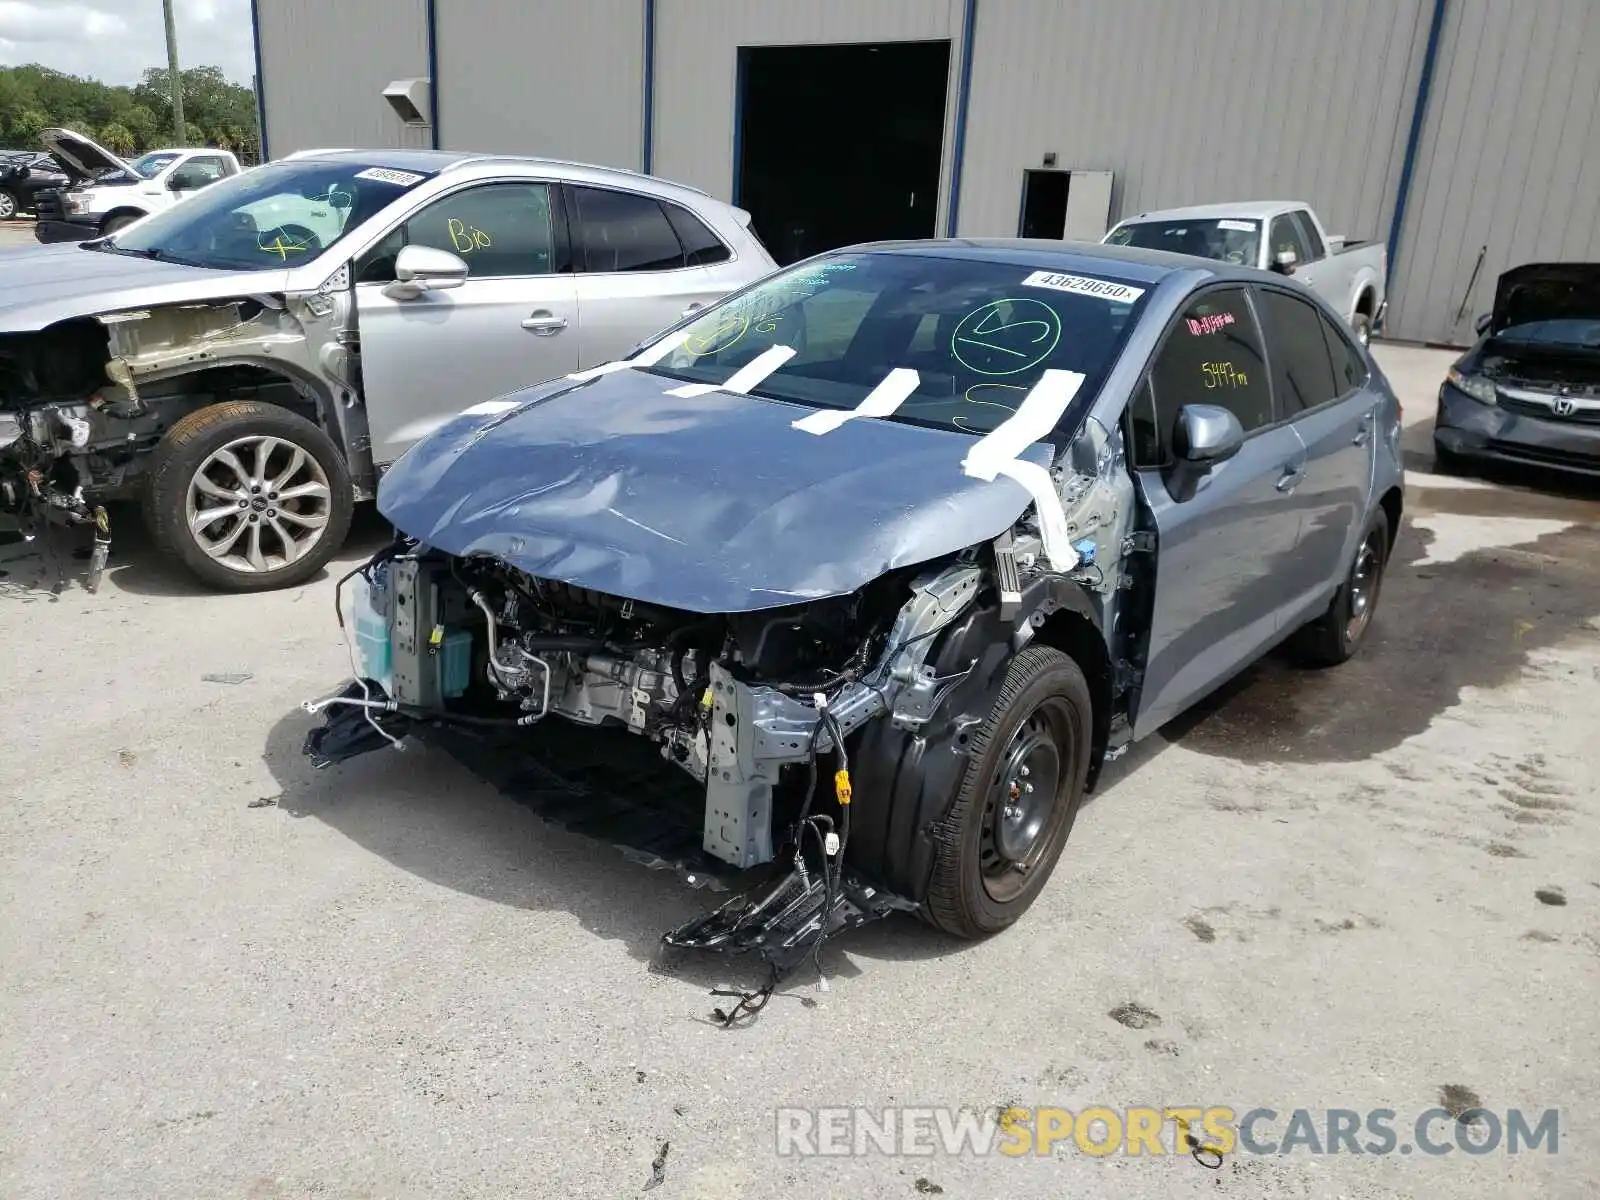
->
925;645;1092;938
1291;508;1390;667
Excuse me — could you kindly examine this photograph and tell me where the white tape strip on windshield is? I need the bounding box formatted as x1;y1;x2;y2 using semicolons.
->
566;329;690;382
460;398;523;416
666;344;796;398
960;369;1084;481
791;367;921;435
960;369;1085;571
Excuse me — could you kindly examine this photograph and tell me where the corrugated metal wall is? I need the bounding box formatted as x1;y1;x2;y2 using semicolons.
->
1387;0;1600;344
651;0;968;217
958;0;1431;255
434;0;644;166
256;0;432;156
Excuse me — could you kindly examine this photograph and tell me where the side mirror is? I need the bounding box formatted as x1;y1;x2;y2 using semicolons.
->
383;244;469;300
1164;404;1245;502
166;173;193;191
1474;312;1492;336
1271;249;1298;275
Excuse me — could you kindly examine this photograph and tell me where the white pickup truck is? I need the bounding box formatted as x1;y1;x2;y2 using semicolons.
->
32;127;241;243
1104;201;1388;345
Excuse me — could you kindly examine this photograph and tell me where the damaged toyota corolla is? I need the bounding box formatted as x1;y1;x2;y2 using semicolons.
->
304;242;1405;968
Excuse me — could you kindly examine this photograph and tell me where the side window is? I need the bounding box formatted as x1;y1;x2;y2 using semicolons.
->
186;156;228;183
572;186;685;272
355;182;555;282
1290;210;1325;261
1269;214;1312;267
662;202;731;266
1145;286;1273;463
1128;378;1162;468
1255;287;1338;415
1321;312;1369;394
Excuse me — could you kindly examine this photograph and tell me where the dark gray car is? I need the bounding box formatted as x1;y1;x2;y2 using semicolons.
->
1436;263;1600;478
304;240;1405;965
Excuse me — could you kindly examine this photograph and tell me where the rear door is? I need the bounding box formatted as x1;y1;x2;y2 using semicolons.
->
1256;286;1380;623
1130;285;1308;738
354;179;580;463
565;184;732;362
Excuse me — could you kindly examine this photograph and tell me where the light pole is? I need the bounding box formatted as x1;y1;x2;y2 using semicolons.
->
162;0;186;141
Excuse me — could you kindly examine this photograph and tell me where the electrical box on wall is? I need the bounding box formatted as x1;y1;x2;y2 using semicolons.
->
383;78;433;126
1018;169;1115;241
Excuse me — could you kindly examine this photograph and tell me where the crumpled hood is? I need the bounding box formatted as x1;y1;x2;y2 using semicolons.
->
0;245;290;332
378;367;1052;613
1492;263;1600;335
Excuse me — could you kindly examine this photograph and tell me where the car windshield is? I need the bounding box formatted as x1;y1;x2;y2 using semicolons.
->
1107;218;1260;267
105;158;437;270
129;152;181;179
638;252;1148;436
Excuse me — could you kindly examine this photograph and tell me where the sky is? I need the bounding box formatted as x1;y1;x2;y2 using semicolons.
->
0;0;256;86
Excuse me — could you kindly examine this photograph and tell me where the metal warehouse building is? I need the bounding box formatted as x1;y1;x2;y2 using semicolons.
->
252;0;1600;345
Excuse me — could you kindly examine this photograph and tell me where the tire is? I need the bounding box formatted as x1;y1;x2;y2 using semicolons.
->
1351;311;1373;347
102;214;138;235
924;645;1093;939
0;189;17;221
146;401;353;592
1290;509;1390;668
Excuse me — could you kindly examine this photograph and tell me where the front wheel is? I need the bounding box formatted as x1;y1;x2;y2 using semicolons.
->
1290;509;1390;667
146;401;354;592
0;189;18;221
101;214;138;235
924;645;1092;939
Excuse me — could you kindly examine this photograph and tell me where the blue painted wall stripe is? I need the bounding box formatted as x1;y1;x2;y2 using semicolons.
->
249;0;269;160
642;0;656;173
945;0;979;237
1386;0;1449;288
425;0;442;148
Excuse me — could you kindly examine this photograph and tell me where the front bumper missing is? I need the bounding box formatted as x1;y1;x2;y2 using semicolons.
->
300;682;918;973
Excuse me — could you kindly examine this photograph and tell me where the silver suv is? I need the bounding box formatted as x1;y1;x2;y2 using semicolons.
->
0;150;776;591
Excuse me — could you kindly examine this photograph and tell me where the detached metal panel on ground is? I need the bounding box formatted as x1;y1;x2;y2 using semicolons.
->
256;0;432;156
650;0;968;219
433;0;645;167
958;0;1431;252
1386;0;1600;345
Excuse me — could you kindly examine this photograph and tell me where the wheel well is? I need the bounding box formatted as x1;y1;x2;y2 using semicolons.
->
1378;485;1403;561
149;365;332;446
1031;609;1112;782
1355;288;1376;317
101;207;148;228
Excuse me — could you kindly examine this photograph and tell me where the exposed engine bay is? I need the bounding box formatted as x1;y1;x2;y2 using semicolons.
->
303;417;1144;976
0;293;361;589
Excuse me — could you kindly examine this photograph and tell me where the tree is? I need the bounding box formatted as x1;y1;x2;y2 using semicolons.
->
99;122;136;156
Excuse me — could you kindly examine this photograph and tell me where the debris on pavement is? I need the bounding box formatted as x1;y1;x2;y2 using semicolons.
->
641;1140;669;1191
201;672;254;685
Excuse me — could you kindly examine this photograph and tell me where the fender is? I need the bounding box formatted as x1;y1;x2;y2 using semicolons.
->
848;574;1105;902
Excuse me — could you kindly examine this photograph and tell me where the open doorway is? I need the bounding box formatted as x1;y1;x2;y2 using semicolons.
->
735;41;950;265
1019;170;1069;239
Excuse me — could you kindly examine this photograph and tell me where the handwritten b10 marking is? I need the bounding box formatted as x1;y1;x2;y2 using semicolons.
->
447;219;493;254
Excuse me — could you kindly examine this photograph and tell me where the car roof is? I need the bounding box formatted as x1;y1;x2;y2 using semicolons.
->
826;237;1251;287
280;147;720;205
1118;200;1307;223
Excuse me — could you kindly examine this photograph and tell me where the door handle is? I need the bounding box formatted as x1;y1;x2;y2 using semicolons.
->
1275;464;1305;493
680;302;704;318
521;312;568;335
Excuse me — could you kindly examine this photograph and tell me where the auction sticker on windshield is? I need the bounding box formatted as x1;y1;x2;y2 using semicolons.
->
1020;271;1144;303
354;167;425;187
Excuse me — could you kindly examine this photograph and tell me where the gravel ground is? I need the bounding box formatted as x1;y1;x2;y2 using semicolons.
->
0;339;1596;1199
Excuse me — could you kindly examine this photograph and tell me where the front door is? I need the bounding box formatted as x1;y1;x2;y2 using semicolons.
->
1129;285;1307;738
354;180;579;463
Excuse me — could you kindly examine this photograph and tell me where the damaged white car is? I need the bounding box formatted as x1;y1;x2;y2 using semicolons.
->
0;149;774;590
303;243;1405;969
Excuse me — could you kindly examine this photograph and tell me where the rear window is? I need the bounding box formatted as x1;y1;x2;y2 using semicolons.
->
1108;218;1260;267
640;253;1149;437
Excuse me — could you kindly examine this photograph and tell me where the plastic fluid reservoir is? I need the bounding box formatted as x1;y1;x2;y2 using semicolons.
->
349;563;394;694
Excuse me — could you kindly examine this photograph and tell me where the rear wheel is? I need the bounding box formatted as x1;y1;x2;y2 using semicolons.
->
146;401;353;592
1291;509;1390;667
924;645;1092;939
